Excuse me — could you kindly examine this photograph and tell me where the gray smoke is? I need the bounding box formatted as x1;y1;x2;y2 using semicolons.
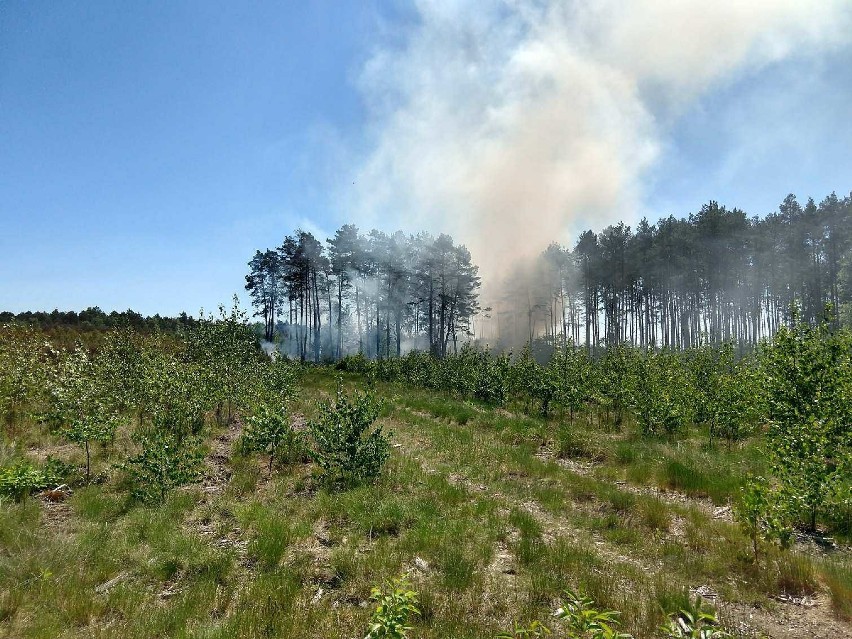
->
352;0;851;293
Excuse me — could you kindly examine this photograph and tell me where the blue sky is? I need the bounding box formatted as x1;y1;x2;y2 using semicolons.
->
646;51;852;218
2;1;851;315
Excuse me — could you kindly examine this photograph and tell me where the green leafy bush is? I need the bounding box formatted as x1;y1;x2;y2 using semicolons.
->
124;429;203;502
42;455;76;486
631;351;689;436
364;576;420;639
336;352;375;375
715;362;762;448
553;589;633;639
43;344;121;482
761;308;852;531
309;385;389;488
733;477;792;560
240;405;304;469
660;595;729;638
0;456;77;501
0;461;47;501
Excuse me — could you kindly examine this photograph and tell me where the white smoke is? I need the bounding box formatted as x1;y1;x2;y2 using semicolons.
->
352;0;852;290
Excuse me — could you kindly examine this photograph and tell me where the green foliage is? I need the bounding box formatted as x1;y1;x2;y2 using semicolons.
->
308;384;390;488
631;351;689;436
43;344;121;482
598;346;639;427
553;589;633;639
550;344;592;423
364;576;420;639
733;477;792;560
475;349;512;406
0;324;44;426
687;342;764;446
660;596;729;638
240;404;303;469
0;461;47;501
686;344;724;427
0;454;76;501
187;297;267;423
41;455;76;486
124;429;204;503
336;352;375;374
513;345;556;415
63;416;119;483
761;307;852;530
707;361;761;445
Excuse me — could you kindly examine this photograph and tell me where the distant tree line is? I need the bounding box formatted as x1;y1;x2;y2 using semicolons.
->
245;227;481;361
0;307;198;333
507;191;852;351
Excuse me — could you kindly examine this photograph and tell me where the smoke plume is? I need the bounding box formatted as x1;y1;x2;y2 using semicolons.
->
352;0;851;296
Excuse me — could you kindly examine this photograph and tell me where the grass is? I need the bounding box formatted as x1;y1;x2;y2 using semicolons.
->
775;553;819;596
0;367;850;638
821;559;852;620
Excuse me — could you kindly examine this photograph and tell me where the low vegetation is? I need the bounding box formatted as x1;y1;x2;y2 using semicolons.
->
0;308;850;638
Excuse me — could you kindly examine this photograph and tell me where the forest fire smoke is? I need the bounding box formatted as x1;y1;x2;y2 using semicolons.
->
353;0;851;295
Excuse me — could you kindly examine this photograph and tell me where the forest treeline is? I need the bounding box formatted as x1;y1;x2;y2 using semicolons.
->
245;227;480;361
0;308;197;333
248;190;852;359
515;191;852;350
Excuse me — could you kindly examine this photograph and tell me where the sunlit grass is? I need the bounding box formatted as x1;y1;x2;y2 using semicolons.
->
0;367;849;638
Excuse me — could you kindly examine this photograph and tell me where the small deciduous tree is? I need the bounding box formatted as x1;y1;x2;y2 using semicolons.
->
733;477;792;561
64;411;119;484
240;405;302;470
308;384;389;488
125;429;203;503
188;297;262;424
44;345;120;483
762;306;852;530
364;576;420;639
707;362;761;447
631;351;688;436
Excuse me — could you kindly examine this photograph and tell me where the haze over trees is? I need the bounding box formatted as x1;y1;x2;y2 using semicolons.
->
498;191;852;351
247;190;852;358
246;228;481;361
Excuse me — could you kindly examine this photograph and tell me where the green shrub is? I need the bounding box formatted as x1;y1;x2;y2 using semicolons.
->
762;309;852;532
733;477;792;561
553;588;633;638
124;429;204;502
41;455;76;486
308;385;390;488
631;351;689;436
0;461;47;501
0;455;74;501
240;405;304;470
336;352;374;374
365;576;420;639
660;595;729;638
